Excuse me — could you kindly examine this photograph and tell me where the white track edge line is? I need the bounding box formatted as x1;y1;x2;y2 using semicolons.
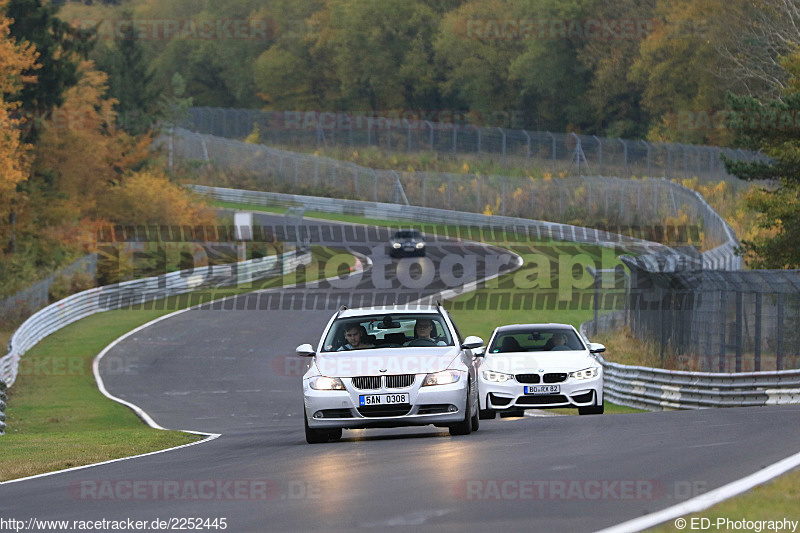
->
1;247;372;485
1;237;515;485
594;448;800;533
1;308;221;486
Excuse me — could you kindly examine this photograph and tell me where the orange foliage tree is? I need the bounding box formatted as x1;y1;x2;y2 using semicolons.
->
0;0;38;251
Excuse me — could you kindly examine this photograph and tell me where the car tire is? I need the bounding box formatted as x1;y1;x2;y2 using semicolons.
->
328;428;343;441
578;404;604;415
479;409;496;420
304;410;329;444
449;384;473;436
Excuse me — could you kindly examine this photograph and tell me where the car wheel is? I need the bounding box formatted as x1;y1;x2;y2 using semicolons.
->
449;384;473;436
304;409;329;444
578;404;604;415
328;428;343;441
479;409;496;420
470;402;480;431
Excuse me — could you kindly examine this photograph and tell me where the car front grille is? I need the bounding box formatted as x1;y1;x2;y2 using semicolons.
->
386;374;415;388
352;376;381;390
351;375;415;390
515;374;541;384
544;373;568;383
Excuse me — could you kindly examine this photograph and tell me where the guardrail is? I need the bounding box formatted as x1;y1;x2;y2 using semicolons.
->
0;249;311;435
580;314;800;411
187;184;701;268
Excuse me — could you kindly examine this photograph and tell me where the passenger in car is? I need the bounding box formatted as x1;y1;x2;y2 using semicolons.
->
338;324;375;350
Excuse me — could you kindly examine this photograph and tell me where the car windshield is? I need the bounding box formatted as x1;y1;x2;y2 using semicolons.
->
321;314;453;352
488;328;585;353
394;230;420;239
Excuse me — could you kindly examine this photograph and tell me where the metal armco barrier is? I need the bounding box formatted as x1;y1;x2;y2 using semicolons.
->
580;315;800;411
0;249;311;434
0;379;6;435
186;184;702;267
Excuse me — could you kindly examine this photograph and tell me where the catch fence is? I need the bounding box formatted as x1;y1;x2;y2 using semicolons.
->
182;107;766;183
168;128;740;267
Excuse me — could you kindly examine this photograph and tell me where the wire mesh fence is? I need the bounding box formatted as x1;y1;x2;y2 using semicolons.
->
622;260;800;371
0;254;97;332
168;128;739;259
181;108;766;184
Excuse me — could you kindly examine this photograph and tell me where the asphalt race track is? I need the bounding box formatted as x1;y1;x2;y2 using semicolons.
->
3;216;800;532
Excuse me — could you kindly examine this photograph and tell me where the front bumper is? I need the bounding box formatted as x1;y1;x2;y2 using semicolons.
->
479;374;603;410
304;374;467;429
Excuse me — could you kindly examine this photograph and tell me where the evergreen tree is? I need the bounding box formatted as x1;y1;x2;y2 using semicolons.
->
723;52;800;268
4;0;92;142
96;20;159;135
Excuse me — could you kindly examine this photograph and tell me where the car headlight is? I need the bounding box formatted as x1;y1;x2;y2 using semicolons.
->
482;370;514;383
309;376;346;390
422;370;462;386
569;367;600;380
392;242;402;249
415;242;425;249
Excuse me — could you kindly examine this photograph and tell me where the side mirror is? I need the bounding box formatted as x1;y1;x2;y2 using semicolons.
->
588;343;606;354
462;336;484;351
296;343;316;357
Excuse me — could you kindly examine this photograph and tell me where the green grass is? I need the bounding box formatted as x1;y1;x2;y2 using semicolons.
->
0;246;352;482
646;471;800;532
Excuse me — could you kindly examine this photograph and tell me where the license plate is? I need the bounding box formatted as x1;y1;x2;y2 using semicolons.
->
524;385;560;395
359;393;409;406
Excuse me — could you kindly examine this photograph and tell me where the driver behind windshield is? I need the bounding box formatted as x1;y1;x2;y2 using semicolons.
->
404;318;447;346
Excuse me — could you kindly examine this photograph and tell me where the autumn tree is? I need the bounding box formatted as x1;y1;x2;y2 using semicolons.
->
0;0;38;254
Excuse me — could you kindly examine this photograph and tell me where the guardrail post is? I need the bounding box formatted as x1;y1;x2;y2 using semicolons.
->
498;127;506;161
0;378;6;436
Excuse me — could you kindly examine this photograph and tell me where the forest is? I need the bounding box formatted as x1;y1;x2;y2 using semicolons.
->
1;0;799;304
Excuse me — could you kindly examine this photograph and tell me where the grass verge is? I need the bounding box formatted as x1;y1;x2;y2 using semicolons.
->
0;247;351;482
646;470;800;532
